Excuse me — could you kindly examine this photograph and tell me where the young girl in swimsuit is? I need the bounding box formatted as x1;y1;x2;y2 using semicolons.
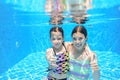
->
46;27;70;80
67;26;100;80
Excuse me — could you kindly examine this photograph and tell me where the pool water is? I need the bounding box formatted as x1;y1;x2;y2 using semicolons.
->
0;0;120;80
0;51;120;80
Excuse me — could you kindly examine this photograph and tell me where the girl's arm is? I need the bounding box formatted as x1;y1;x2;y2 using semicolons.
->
90;52;100;80
64;42;72;48
46;48;57;67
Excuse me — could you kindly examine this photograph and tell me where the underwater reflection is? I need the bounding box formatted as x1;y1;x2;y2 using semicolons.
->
45;0;92;25
49;13;64;25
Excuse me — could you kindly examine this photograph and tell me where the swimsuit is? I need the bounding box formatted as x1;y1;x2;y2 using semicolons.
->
53;51;69;74
48;75;67;80
68;50;90;80
48;43;69;80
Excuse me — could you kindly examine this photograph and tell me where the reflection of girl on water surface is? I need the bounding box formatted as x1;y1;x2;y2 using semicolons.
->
45;0;92;13
45;0;66;13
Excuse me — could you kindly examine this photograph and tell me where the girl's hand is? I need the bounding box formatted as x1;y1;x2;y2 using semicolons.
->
92;70;100;80
49;56;57;67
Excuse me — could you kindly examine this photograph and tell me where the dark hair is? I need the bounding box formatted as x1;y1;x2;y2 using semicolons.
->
71;25;87;38
50;26;64;38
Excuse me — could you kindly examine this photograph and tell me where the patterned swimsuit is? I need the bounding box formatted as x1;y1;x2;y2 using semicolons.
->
48;43;69;80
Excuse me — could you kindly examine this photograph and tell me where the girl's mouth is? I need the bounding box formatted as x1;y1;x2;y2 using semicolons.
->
75;43;82;47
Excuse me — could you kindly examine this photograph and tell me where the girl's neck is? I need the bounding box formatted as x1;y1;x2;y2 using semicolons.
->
73;44;86;55
53;45;63;53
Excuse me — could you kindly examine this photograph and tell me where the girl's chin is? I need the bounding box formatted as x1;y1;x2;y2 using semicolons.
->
76;47;82;50
74;45;83;50
54;45;61;49
54;46;60;49
75;44;82;48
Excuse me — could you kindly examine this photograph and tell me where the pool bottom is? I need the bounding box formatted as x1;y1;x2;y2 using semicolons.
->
0;51;120;80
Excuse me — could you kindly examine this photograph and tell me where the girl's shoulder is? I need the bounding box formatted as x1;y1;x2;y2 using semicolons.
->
67;43;73;52
46;48;53;54
63;42;72;50
46;48;55;58
85;44;97;61
64;42;72;46
85;44;93;55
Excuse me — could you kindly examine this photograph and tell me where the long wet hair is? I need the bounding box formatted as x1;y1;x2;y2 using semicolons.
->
71;25;87;38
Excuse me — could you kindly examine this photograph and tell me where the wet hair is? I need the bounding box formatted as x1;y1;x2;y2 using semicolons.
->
71;25;87;38
50;26;64;38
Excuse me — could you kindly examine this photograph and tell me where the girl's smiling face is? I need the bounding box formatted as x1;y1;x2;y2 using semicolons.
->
50;31;63;49
72;32;86;50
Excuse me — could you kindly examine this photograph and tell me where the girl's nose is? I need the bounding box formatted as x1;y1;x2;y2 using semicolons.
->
76;39;80;43
55;39;59;43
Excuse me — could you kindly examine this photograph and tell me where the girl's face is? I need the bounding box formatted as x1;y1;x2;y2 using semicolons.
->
51;31;63;49
72;32;86;50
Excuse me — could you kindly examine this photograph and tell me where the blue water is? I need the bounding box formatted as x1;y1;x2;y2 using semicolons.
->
0;0;120;80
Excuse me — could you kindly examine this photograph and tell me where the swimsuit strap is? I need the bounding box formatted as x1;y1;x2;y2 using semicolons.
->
62;42;68;53
52;41;68;56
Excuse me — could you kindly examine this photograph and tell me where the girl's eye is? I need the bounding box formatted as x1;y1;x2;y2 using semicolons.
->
78;37;83;40
52;38;56;40
58;38;62;40
73;37;76;40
